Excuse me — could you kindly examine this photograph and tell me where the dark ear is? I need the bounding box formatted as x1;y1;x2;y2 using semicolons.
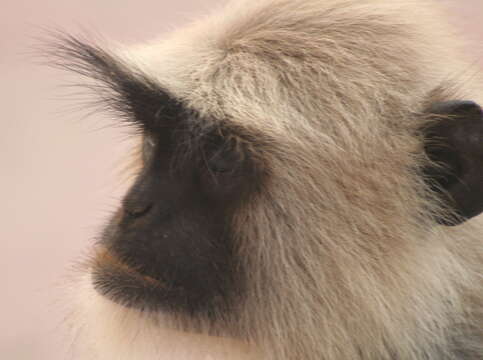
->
424;100;483;225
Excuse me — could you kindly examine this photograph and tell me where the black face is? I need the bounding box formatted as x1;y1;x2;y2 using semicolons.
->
92;122;261;315
46;36;268;316
92;116;266;316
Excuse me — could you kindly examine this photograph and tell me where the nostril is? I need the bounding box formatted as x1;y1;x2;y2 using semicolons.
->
125;203;153;219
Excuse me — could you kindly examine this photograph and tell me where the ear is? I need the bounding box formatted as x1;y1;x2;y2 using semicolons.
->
424;100;483;226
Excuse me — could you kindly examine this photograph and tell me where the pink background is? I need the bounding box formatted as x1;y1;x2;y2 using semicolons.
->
1;1;482;359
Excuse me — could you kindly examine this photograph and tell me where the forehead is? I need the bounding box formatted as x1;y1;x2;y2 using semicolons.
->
116;0;450;144
119;35;281;135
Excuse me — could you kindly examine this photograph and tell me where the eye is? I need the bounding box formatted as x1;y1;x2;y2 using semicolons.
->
207;149;237;174
204;134;244;175
142;135;156;163
201;143;247;196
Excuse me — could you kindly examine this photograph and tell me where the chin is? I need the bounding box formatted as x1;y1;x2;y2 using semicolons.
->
65;272;260;360
90;246;197;314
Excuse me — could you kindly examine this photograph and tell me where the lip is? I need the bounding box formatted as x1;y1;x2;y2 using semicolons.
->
92;246;166;288
90;243;234;315
90;246;175;310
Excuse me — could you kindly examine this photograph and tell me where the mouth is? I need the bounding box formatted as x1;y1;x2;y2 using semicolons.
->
92;246;165;285
90;246;232;316
90;246;175;311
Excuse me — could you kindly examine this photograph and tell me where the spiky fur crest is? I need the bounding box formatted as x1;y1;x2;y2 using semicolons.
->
63;0;483;359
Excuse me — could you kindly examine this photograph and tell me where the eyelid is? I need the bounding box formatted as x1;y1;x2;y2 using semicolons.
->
208;154;233;173
206;146;243;174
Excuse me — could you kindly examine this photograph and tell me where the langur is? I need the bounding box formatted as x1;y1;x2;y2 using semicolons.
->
52;0;483;359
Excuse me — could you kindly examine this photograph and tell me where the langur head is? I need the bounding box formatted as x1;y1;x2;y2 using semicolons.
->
51;0;483;359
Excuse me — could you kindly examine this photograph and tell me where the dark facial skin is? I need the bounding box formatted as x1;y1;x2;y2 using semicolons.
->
46;37;260;316
92;123;259;316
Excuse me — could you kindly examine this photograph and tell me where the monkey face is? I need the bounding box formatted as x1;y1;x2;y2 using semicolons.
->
92;117;262;315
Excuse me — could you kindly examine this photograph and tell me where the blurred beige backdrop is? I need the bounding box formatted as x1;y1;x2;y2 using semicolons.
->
1;1;482;359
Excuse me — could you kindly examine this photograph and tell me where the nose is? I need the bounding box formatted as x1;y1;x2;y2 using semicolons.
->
122;172;156;221
124;202;153;219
